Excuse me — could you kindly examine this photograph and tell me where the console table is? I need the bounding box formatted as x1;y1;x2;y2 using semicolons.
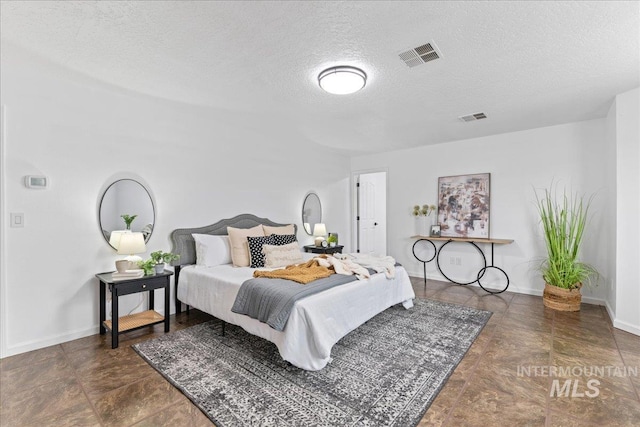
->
411;235;514;294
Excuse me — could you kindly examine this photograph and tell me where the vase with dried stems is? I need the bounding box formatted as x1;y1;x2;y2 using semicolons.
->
412;204;436;236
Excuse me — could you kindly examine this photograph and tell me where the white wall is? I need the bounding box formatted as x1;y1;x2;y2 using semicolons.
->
351;120;612;302
0;44;351;357
613;87;640;335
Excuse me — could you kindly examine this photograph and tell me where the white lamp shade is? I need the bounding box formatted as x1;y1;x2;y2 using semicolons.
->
109;230;131;249
318;66;367;95
116;232;146;255
313;223;327;237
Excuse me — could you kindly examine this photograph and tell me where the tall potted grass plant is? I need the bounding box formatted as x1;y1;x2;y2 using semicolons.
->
535;186;597;311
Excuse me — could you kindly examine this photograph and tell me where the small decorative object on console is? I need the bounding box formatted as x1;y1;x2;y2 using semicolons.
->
413;204;436;236
430;225;441;237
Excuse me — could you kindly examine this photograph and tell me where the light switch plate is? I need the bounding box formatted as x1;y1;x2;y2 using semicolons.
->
10;213;24;228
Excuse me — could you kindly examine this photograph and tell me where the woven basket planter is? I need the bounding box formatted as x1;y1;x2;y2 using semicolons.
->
543;283;582;311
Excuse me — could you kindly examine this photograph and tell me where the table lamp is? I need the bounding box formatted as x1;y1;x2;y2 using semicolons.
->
109;230;130;249
116;232;146;271
313;223;327;246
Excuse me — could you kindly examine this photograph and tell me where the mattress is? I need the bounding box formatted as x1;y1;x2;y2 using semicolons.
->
177;255;416;370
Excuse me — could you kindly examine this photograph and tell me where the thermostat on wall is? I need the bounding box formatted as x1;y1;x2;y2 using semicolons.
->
25;175;48;189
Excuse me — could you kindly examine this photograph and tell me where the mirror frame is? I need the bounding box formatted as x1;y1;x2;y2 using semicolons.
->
99;178;156;249
302;192;322;235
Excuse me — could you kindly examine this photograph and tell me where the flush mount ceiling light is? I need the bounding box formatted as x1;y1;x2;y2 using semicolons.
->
318;66;367;95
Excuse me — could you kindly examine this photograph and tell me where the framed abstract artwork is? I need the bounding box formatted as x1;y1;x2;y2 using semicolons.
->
437;173;490;238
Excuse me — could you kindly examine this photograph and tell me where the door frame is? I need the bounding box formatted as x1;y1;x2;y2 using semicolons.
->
1;105;7;358
350;168;388;254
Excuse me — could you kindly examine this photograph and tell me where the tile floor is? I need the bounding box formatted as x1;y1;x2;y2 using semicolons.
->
1;278;639;426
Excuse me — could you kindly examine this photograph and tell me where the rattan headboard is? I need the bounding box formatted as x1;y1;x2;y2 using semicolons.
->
170;213;297;266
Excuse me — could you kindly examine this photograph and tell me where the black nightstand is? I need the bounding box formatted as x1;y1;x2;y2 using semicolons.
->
303;245;344;255
96;271;172;349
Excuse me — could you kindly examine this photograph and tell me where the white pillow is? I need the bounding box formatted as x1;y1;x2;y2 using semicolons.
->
192;234;232;267
262;242;304;268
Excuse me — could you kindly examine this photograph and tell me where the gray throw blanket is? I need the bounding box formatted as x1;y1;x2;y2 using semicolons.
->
231;271;373;331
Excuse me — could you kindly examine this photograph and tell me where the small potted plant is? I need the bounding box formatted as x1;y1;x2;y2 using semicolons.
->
121;214;138;230
137;259;156;276
327;234;338;247
150;250;180;274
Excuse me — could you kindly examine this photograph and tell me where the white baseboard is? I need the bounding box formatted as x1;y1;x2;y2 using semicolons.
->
0;306;173;359
581;296;606;306
604;301;616;325
2;326;99;358
600;301;640;336
613;318;640;336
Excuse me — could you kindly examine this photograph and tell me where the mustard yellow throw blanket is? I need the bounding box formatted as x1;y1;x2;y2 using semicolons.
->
253;259;334;284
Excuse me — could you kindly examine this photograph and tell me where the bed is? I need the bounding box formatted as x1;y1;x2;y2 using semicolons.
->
170;214;416;371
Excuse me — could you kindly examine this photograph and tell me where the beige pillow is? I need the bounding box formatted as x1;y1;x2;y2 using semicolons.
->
263;242;304;268
227;225;265;267
263;224;295;236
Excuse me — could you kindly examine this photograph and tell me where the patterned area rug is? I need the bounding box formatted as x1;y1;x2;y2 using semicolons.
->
133;299;491;427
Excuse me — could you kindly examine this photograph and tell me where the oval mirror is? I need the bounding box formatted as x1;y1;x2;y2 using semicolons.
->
99;179;155;249
302;192;322;235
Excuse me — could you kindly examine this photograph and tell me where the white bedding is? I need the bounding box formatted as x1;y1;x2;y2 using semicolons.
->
177;254;416;370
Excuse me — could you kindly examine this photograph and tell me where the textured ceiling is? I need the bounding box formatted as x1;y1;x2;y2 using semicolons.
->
1;1;638;155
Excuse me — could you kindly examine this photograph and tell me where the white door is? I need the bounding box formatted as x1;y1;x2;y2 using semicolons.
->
357;172;387;255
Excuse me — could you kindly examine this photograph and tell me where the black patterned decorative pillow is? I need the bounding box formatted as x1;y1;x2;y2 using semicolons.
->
247;235;275;268
272;234;297;246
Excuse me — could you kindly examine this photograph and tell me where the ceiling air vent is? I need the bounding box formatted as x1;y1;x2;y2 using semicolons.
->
399;41;442;68
458;112;487;122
